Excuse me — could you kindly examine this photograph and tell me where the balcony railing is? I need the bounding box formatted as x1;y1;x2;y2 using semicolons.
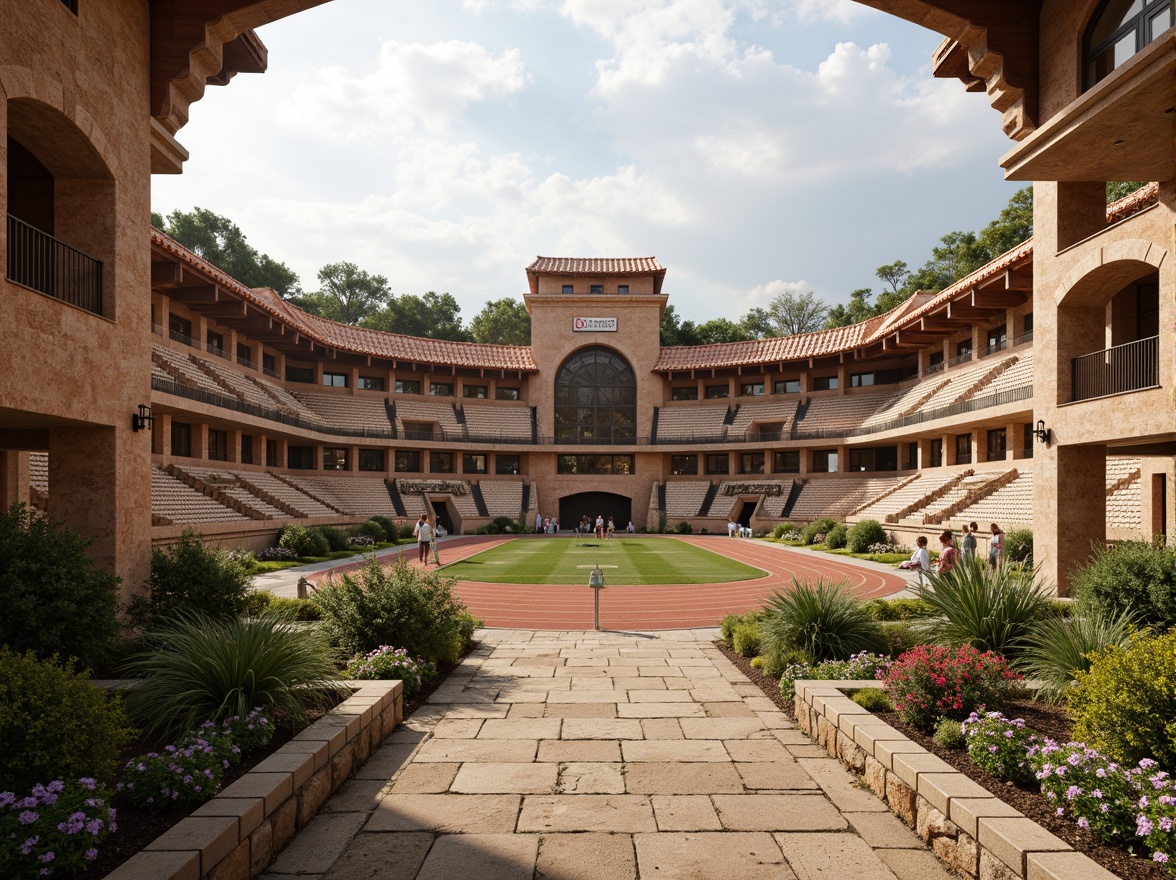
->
947;350;973;368
7;214;103;315
922;361;945;377
1071;335;1159;402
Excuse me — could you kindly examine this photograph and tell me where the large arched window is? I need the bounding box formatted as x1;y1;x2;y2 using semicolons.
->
553;346;636;444
1085;0;1173;89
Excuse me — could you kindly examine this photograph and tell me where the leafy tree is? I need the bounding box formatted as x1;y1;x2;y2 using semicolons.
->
659;304;698;346
303;261;391;325
740;307;773;340
155;207;300;296
694;318;753;345
363;292;471;341
469;298;531;345
766;290;829;336
875;261;910;293
1106;181;1147;202
976;186;1033;258
825;288;875;328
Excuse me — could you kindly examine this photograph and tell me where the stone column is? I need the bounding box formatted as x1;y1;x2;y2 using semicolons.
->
0;451;31;508
1038;443;1106;595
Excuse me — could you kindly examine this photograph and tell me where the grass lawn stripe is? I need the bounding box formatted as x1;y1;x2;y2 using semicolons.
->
441;537;766;585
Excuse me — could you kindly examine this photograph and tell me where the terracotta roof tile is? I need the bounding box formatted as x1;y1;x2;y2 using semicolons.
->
527;257;665;275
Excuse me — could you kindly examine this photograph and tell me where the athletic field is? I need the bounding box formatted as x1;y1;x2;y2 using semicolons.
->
440;536;766;585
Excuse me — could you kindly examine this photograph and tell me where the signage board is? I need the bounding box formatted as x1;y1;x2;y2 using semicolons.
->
573;317;618;332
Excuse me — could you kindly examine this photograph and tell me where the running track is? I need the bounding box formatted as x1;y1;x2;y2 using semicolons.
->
308;535;908;631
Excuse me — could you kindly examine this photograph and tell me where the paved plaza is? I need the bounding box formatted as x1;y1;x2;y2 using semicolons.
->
262;628;951;880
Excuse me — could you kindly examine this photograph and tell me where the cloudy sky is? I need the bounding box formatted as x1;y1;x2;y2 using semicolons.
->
151;0;1021;324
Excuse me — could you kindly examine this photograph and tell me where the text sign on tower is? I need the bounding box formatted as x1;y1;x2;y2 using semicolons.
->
573;317;618;332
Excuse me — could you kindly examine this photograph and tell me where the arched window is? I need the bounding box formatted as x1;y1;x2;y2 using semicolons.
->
553;346;637;444
1085;0;1173;89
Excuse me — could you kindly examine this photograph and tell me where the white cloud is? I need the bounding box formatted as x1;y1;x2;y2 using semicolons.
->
745;278;810;308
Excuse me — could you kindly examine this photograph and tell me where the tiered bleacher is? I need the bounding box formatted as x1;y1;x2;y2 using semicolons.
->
395;400;463;438
151;466;248;524
758;481;796;518
152;345;229;397
463;404;532;441
479;480;525;519
663;481;712;518
285;475;395;518
728;400;798;439
656;404;729;442
195;357;282;409
949;470;1033;527
926;469;1019;524
172;466;287;519
860;381;945;429
794;394;891;436
853;474;925;519
985;353;1033;395
292;393;393;434
28;452;47;495
788;476;908;521
909;355;1018;413
396;478;477;519
237;471;338;518
250;376;320;421
1105;458;1142;532
713;480;795;519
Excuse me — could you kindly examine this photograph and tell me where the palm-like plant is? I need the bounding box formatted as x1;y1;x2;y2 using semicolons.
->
122;611;347;738
1017;608;1142;703
760;577;885;664
912;556;1053;660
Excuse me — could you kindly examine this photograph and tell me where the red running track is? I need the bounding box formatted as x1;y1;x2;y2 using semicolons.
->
308;535;908;631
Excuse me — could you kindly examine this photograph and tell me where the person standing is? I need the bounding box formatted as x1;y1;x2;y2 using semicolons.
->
416;516;434;565
535;512;543;534
727;519;738;538
606;517;615;539
989;523;1004;567
935;530;959;574
627;520;635;534
960;522;978;563
595;514;605;539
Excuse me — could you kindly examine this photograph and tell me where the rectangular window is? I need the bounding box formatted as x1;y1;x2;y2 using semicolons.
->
849;446;897;472
61;0;79;14
430;452;454;473
463;385;488;399
322;372;348;387
395;450;421;472
956;339;973;357
240;435;254;465
773;450;800;473
705;384;729;399
263;353;277;375
812;450;838;473
395;378;422;395
358;449;385;472
906;442;918;470
562;284;574;294
359;375;385;391
1023;423;1034;460
402;421;434;441
705;453;729;475
206;331;225;355
168;315;193;344
236;343;254;368
738;452;765;475
812;375;838;391
850;372;875;388
928;351;944;369
430;382;454;397
1022;313;1033;338
928;439;943;468
590;284;603;295
774;379;801;394
557;454;634;475
288;445;316;470
496;454;521;475
671;454;698;475
955;433;972;465
495;387;520;401
323;447;349;470
986;324;1007;355
617;284;629;295
208;429;228;462
463;453;487;474
171;421;192;457
740;382;765;396
286;365;314;384
266;439;279;467
986;428;1007;462
670;386;698;401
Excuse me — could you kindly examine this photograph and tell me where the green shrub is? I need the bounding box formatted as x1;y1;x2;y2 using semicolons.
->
1003;529;1033;564
0;649;135;792
317;526;349;552
357;519;388;542
850;688;892;711
961;711;1038;785
370;516;399;542
720;613;743;643
760;578;885;664
912;557;1053;659
755;645;805;678
824;524;848;550
932;716;965;750
344;647;435;698
490;516;517;533
846;519;887;554
771;524;790;539
1071;540;1176;629
732;623;762;658
1017;608;1140;703
130;529;252;630
800;518;838;545
0;503;122;670
673;521;693;534
864;598;936;621
880;621;920;659
1067;630;1176;766
122;611;345;739
279;524;330;558
456;610;482;653
314;556;472;664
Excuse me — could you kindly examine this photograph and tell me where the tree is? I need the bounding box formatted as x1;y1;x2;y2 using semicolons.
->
303;262;391;325
469;298;531;345
155;207;300;296
659;305;699;346
363;292;471;341
875;261;910;294
695;318;752;345
825;288;875;329
765;290;829;336
1107;181;1147;203
976;186;1032;258
740;307;773;340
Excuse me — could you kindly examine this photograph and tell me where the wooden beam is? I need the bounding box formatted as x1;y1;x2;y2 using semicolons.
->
151;260;182;287
948;301;1005;321
971;288;1027;308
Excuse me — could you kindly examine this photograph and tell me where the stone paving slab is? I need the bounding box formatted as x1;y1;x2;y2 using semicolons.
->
295;629;970;879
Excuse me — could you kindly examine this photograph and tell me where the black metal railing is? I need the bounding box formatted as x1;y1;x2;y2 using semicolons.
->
206;342;230;360
922;361;945;377
7;214;103;315
262;366;281;380
237;356;257;370
981;338;1007;358
169;328;199;348
947;350;973;368
1071;335;1159;402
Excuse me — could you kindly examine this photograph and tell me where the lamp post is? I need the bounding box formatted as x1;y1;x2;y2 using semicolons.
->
588;564;605;630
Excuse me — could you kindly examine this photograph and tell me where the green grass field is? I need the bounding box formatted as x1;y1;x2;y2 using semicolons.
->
442;537;766;585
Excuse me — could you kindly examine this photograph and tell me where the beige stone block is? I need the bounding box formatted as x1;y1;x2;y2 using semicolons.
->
887;773;918;827
735;762;820;791
266;810;367;875
626;688;689;702
864;756;888;799
640;718;684;740
544;702;618;718
557;762;625;794
614;676;666;690
775;832;900;880
621;740;729;762
366;794;520;833
535;832;637;880
626;761;744;794
144;816;239;876
875;740;932;772
546;690;625;703
878;846;961;880
432;718;485;738
774;728;815;746
915;800;959;844
617;702;705;718
634;831;792;879
891;752;955;792
705;701;758;717
101;851;200;880
978;817;1071;878
949;797;1023;840
651;795;723;831
678;717;767;739
980;848;1020;880
725;739;792;762
712;794;848;832
319;830;432;880
219;773;294;816
508;703;547;718
390;763;459;794
786;744;832;759
538;739;623;762
413;739;538;763
1025;850;1122;880
836;732;868;773
434;703;511;719
354;743;416;780
450;762;559;794
560;718;643;739
248;819;272;878
845;810;927;849
250;751;317;790
330;740;356;789
919;772;996;817
416;833;538;880
690;687;743;702
322;778;387;814
192;798;265;840
271;797;297;852
797;757;887;812
479;718;562;739
516;795;657;833
297;766;333;828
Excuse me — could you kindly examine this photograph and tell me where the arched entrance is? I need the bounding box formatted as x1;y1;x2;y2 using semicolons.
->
560;492;632;533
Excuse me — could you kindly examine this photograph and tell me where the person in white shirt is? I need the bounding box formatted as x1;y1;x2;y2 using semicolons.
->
416;516;434;564
898;536;930;572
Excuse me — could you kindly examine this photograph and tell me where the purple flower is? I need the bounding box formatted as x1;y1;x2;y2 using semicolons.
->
86;818;104;835
20;836;39;855
1155;853;1169;864
1138;816;1155;836
18;810;39;825
1077;817;1089;830
85;848;98;861
0;792;14;807
41;851;55;863
78;778;95;790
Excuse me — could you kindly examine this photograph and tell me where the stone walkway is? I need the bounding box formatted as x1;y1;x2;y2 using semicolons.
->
262;629;953;880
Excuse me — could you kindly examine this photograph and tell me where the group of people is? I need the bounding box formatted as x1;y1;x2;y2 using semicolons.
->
899;521;1005;575
535;514;560;534
412;514;446;565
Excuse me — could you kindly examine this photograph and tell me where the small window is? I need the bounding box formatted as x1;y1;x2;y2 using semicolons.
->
671;454;698;475
906;442;918;470
463;385;488;399
263;353;277;375
463;453;487;474
557;454;634;475
1023;423;1034;460
928;351;944;368
206;331;225;354
705;453;729;475
738;452;765;475
208;429;228;462
617;284;629;295
395;379;422;395
670;386;698;401
237;343;254;368
241;435;254;465
928;438;943;468
1085;0;1174;89
359;375;385;391
562;284;574;295
323;448;349;470
266;438;279;467
286;365;314;384
812;449;838;473
168;315;193;344
395;450;421;472
774;379;801;394
359;449;384;472
955;433;972;465
496;454;521;475
812;376;838;391
288;445;316;470
495;387;520;401
171;421;192;457
430;382;453;397
402;421;434;441
956;339;973;357
773;450;800;473
705;384;729;399
1022;313;1034;336
740;382;765;397
986;324;1007;355
850;372;874;388
590;284;603;295
322;372;348;387
430;452;454;473
986;429;1007;462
